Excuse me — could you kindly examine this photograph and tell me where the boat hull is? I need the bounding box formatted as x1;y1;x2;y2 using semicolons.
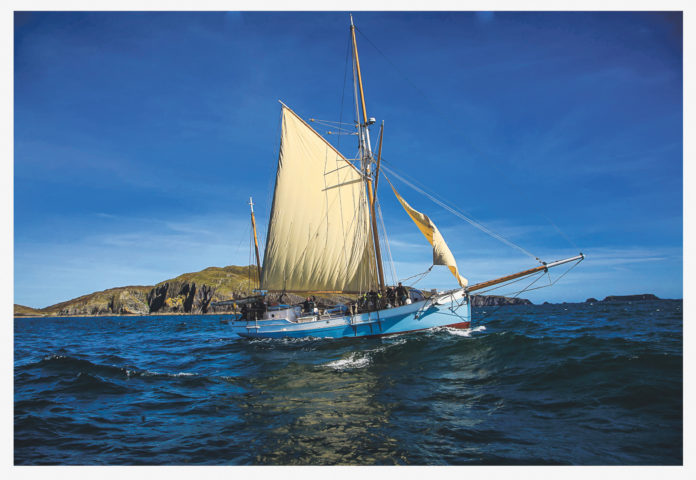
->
227;289;471;339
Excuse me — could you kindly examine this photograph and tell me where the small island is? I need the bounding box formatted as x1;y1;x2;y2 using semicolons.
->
586;294;662;303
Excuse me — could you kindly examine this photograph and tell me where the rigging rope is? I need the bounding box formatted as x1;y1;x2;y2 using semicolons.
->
261;107;286;281
476;291;537;323
337;30;352;155
354;26;434;109
376;200;398;285
475;269;547;297
309;119;355;125
473;256;584;321
248;223;254;288
310;119;356;135
473;271;547;322
519;257;583;293
381;165;544;264
354;25;581;254
399;265;433;287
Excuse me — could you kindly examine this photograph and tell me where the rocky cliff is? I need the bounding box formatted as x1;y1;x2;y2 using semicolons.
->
148;281;215;314
34;286;152;316
149;265;259;314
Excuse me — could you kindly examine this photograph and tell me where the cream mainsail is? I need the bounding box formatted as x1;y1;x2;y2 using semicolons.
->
389;183;468;288
260;105;376;293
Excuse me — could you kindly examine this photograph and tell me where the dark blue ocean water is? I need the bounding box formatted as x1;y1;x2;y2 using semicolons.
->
14;300;682;465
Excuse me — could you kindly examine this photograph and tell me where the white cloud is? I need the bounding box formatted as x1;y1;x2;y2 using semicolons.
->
14;211;255;308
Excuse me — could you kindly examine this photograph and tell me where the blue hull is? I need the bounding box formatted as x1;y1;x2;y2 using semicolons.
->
228;289;471;339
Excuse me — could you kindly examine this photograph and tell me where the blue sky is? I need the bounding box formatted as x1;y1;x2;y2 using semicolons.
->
13;11;683;307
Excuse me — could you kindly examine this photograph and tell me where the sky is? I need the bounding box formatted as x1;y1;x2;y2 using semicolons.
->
13;11;683;307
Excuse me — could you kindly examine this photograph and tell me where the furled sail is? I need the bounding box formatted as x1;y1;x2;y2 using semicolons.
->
260;105;376;293
389;183;468;287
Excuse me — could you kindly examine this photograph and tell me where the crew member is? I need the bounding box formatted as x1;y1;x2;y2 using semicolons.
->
396;282;408;306
386;286;395;306
368;290;378;311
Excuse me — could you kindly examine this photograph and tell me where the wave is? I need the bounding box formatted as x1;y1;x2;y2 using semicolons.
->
16;354;219;387
321;336;411;370
324;352;371;370
14;303;683;465
441;325;487;337
55;372;132;395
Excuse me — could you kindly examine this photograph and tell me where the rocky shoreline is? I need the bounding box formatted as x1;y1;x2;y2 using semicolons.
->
15;265;669;318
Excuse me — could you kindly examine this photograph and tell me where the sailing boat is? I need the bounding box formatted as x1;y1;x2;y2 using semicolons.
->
226;16;583;339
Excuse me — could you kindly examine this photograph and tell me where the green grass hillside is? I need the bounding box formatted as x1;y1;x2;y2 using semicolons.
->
13;304;44;316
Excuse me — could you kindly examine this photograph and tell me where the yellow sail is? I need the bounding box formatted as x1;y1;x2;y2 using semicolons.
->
260;105;376;293
390;183;468;288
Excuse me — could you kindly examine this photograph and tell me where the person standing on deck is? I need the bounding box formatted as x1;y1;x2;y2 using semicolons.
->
386;286;395;307
396;282;408;306
368;290;378;311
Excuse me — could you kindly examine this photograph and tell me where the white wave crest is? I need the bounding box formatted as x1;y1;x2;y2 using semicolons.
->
129;369;198;378
444;325;487;337
373;336;408;352
248;335;333;345
324;352;371;370
43;354;68;361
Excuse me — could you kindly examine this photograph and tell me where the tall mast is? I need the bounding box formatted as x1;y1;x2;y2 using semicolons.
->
371;124;386;291
350;16;368;127
373;121;384;203
350;15;385;293
249;196;262;289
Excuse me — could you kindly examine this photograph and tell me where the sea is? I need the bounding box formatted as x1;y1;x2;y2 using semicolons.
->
14;300;682;465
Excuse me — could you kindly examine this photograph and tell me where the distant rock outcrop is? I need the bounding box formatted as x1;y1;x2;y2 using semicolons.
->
585;297;599;303
470;295;532;306
601;294;660;302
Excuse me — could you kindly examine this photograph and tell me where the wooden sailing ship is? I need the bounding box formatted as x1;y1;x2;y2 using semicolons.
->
225;16;583;339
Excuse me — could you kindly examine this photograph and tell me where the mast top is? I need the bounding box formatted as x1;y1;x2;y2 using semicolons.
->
350;13;354;27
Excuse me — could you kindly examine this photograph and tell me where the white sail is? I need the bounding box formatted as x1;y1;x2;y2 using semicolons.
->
390;183;468;288
260;105;376;293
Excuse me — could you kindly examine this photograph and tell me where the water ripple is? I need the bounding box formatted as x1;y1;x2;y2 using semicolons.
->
14;300;682;465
